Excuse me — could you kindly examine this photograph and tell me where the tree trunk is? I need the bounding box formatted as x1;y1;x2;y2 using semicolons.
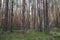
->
0;0;1;8
37;0;43;32
43;0;49;33
25;0;30;29
54;0;59;27
10;0;13;32
3;0;9;32
32;0;36;29
21;0;25;30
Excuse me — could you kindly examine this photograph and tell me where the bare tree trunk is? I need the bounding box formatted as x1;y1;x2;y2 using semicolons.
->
10;0;13;32
20;0;22;29
21;0;25;30
43;0;49;33
3;0;9;32
54;0;59;27
0;0;1;28
52;0;59;27
19;0;22;29
0;0;1;9
25;0;30;29
37;0;43;32
0;0;1;19
32;0;36;29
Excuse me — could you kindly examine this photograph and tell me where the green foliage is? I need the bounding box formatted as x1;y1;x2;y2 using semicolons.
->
0;25;2;32
0;33;24;40
50;27;60;39
0;29;49;40
0;27;60;40
24;29;49;40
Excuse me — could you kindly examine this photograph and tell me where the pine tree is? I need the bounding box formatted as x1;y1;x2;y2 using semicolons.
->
32;0;36;29
43;0;49;33
21;0;25;30
25;0;30;29
10;0;13;32
3;0;9;32
37;0;43;32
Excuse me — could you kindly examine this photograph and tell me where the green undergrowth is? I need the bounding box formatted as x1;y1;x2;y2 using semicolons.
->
0;27;60;40
0;29;49;40
0;25;2;32
50;27;60;39
24;29;49;40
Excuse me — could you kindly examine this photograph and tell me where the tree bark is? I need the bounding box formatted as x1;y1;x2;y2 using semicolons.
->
32;0;36;29
10;0;13;32
21;0;25;30
3;0;9;32
43;0;49;33
25;0;30;29
37;0;43;32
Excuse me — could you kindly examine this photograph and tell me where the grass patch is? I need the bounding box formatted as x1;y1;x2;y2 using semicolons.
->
0;29;49;40
0;27;60;40
24;29;49;40
0;33;24;40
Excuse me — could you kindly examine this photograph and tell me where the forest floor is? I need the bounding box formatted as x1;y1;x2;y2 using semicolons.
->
0;29;49;40
0;29;60;40
0;27;60;40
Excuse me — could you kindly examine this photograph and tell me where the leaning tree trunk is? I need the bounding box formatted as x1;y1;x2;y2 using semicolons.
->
3;0;9;32
43;0;49;33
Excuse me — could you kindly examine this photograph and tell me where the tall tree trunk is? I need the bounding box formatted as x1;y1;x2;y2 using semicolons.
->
43;0;49;33
10;0;13;32
52;0;59;27
21;0;25;30
54;0;59;27
0;0;1;18
20;0;22;30
19;0;22;29
37;0;43;32
0;0;1;27
0;0;1;9
25;0;30;29
32;0;36;29
3;0;9;32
